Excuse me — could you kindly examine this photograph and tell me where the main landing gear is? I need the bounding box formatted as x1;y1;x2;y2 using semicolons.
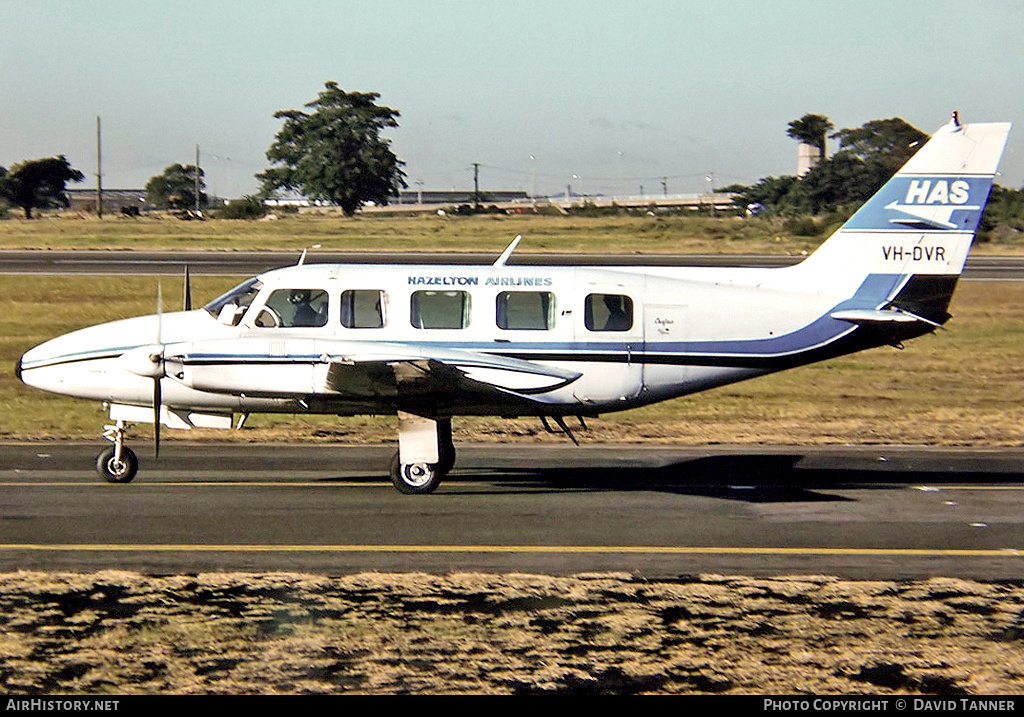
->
96;420;138;483
389;412;455;495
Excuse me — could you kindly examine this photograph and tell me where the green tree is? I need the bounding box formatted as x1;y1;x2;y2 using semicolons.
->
787;113;834;154
804;117;929;212
0;155;84;218
978;184;1024;241
257;81;406;215
830;118;927;171
145;164;206;210
733;116;930;215
216;194;268;219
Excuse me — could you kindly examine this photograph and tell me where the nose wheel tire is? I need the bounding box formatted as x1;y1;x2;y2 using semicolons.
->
96;446;138;483
389;451;443;494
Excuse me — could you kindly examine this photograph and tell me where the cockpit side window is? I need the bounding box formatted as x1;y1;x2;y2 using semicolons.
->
255;288;330;328
204;278;262;325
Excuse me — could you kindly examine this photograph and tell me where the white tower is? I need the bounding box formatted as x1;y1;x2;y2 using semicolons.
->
797;142;823;176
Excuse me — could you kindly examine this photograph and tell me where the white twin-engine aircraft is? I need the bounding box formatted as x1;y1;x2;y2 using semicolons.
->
17;115;1011;493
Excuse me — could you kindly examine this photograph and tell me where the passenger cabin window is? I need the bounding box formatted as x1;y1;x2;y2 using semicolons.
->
496;291;555;330
341;289;385;328
585;293;633;332
411;290;470;329
255;288;329;328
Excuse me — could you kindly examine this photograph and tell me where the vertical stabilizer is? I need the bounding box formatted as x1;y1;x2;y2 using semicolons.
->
791;117;1011;309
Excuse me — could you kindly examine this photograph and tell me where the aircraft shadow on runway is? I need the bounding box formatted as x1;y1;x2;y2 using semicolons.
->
449;453;1024;503
125;446;1021;504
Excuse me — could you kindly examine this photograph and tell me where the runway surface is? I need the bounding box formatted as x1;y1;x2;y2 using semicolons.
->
1;442;1022;579
1;250;1023;279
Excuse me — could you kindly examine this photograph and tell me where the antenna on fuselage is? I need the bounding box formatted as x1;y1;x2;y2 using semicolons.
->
493;235;521;267
297;244;322;266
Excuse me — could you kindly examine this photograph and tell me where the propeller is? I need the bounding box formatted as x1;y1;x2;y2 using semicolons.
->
152;283;165;459
116;282;168;458
182;265;192;311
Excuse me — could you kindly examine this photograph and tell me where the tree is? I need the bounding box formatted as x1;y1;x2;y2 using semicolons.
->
733;116;931;215
978;184;1024;241
830;117;928;178
0;156;84;218
802;118;930;211
257;81;407;215
217;194;268;220
788;114;834;177
145;164;206;211
787;114;834;154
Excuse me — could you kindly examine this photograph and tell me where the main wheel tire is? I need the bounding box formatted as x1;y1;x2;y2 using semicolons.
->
96;446;138;483
389;450;442;494
436;443;456;478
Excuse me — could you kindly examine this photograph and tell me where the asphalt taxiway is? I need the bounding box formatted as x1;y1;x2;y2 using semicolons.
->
1;442;1021;579
1;250;1022;279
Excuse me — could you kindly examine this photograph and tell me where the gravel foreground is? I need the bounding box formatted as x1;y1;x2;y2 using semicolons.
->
1;571;1023;695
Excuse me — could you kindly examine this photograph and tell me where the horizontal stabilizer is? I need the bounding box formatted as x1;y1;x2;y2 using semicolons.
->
830;308;943;328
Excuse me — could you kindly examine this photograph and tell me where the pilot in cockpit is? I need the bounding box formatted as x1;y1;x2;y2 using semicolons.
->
289;289;325;327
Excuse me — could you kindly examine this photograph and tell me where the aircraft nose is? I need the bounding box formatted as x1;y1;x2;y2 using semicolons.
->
14;355;22;382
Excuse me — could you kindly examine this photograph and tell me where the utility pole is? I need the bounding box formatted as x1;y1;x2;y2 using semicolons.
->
95;116;103;219
472;163;480;211
194;144;201;216
705;173;716;217
529;155;536;203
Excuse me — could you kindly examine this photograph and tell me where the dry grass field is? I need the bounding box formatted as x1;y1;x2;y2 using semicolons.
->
0;211;828;254
1;571;1023;694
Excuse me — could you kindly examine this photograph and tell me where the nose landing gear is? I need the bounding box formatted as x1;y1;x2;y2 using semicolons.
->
96;420;138;483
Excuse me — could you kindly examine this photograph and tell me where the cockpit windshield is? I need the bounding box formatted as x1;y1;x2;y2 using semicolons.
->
204;277;262;319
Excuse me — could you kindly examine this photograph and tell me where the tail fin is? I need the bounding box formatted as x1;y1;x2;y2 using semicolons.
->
792;115;1011;323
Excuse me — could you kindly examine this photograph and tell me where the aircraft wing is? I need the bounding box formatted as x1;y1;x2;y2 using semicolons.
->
325;346;581;403
164;338;581;406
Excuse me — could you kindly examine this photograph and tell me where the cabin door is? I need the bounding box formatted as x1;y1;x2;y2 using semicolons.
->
570;283;643;404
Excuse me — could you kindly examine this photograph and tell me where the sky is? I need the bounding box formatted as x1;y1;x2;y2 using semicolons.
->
2;0;1023;200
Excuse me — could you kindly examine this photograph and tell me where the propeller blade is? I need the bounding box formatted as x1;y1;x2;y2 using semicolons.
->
153;282;164;459
155;282;163;346
183;265;192;311
153;377;162;459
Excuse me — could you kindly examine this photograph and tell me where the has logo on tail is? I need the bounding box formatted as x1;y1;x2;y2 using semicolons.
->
884;176;988;230
847;175;992;232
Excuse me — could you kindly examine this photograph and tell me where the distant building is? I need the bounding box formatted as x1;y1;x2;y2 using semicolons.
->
393;190;529;205
264;189;531;209
66;188;149;215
